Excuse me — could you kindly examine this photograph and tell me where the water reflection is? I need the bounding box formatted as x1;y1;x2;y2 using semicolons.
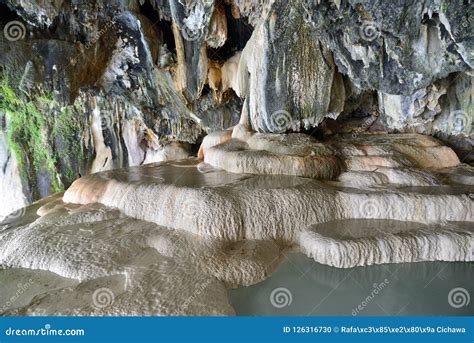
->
229;253;474;316
96;159;249;188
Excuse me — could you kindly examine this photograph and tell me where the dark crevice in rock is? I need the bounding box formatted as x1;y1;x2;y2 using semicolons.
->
207;1;253;62
0;2;19;25
139;0;176;54
2;153;10;174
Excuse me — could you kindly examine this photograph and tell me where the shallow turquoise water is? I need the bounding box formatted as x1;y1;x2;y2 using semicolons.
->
229;253;474;316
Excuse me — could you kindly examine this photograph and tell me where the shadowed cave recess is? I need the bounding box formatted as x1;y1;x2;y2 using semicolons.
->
0;0;472;316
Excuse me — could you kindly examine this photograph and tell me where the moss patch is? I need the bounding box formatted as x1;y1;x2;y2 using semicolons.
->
51;104;85;187
0;77;63;195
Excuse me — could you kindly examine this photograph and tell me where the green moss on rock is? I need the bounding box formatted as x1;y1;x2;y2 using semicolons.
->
0;77;63;196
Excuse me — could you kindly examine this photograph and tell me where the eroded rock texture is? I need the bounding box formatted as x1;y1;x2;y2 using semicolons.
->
303;0;472;93
0;0;473;316
1;133;472;315
237;1;345;132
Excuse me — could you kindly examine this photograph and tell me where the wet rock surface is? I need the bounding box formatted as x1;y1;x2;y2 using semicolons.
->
0;0;472;316
1;147;472;315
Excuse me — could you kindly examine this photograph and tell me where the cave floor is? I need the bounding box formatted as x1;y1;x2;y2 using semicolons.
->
229;253;474;316
0;154;472;315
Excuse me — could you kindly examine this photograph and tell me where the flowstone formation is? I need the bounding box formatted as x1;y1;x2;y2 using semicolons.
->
0;0;472;218
1;128;473;315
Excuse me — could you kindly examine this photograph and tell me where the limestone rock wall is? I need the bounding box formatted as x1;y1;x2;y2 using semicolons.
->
237;1;345;133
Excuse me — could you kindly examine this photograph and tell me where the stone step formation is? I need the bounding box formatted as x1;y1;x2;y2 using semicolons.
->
0;0;472;317
1;129;472;315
